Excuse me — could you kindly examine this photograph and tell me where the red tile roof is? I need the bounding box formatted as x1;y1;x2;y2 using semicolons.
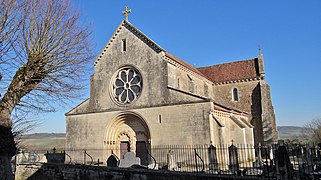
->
197;58;260;83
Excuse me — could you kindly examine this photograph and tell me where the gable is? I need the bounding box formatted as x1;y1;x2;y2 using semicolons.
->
94;20;164;67
72;19;262;114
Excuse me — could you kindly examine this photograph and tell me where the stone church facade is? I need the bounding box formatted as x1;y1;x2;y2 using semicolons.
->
65;20;278;163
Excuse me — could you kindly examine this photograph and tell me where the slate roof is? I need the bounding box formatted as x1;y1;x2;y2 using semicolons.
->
197;58;261;83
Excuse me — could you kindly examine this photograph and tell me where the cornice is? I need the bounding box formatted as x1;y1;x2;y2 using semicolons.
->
213;76;264;85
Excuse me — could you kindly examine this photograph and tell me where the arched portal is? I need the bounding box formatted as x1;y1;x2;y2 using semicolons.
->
104;111;151;165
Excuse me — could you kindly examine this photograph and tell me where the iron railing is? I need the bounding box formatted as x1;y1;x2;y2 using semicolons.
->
13;143;321;180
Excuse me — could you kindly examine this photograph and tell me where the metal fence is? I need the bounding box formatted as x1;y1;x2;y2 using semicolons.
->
14;142;321;180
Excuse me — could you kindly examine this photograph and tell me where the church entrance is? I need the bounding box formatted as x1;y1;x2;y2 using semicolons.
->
136;141;148;165
105;112;151;165
120;141;130;159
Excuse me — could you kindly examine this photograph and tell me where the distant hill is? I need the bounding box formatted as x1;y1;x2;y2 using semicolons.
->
277;126;305;140
19;133;66;151
22;133;65;139
18;126;307;150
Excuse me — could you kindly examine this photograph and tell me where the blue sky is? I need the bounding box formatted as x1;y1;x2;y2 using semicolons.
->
30;0;321;133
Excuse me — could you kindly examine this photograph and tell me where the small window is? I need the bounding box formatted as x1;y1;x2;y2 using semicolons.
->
177;78;180;88
232;88;239;101
158;114;162;124
204;83;209;97
122;39;126;51
187;74;194;93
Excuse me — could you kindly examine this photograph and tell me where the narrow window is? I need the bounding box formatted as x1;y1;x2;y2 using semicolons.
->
177;78;180;88
232;88;239;101
158;114;162;124
122;39;126;51
204;83;209;97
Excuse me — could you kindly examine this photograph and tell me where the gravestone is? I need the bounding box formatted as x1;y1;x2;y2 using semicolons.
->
119;152;141;167
228;144;239;173
167;150;177;171
106;155;118;167
148;163;158;170
208;145;218;171
303;146;314;175
45;148;65;164
253;144;263;168
275;140;293;180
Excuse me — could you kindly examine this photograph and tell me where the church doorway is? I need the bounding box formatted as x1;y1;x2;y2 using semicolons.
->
120;141;130;159
105;112;151;165
136;141;148;165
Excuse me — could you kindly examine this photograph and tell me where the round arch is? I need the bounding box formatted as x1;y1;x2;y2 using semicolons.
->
104;111;151;165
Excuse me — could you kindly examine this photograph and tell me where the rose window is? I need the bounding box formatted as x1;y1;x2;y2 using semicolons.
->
112;67;142;104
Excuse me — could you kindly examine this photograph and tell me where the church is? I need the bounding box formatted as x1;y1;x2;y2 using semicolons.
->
65;12;278;164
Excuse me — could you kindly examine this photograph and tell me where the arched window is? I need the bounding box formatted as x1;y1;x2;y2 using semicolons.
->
232;88;239;101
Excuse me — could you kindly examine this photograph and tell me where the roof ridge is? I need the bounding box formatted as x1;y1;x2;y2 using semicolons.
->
164;52;212;82
93;20;126;67
123;20;164;53
197;57;258;69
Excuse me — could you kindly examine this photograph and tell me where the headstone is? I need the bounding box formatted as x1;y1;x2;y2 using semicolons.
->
119;152;141;167
228;144;239;173
106;155;118;167
208;145;219;171
148;163;158;170
304;146;314;173
275;140;293;180
45;149;65;164
167;150;177;171
253;144;263;168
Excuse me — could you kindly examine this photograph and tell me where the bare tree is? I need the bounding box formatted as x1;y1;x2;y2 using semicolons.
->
301;118;321;143
0;0;93;178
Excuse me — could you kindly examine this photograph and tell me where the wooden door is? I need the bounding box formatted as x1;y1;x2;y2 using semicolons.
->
136;141;148;165
120;141;130;159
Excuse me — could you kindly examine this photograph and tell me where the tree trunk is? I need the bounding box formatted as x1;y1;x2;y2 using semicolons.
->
0;154;13;180
0;111;16;180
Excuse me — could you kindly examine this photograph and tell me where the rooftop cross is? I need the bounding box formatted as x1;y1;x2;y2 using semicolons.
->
258;45;262;55
122;6;132;21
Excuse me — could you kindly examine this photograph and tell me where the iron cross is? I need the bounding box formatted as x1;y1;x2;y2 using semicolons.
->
122;6;132;21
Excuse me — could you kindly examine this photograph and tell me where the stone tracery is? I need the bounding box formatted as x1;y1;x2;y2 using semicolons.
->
112;67;142;104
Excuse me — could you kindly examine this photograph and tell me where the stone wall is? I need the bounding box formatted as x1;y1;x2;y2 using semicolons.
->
66;102;213;163
259;81;278;144
15;163;264;180
213;80;277;145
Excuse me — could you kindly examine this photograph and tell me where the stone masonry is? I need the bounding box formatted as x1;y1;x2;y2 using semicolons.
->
65;19;277;165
